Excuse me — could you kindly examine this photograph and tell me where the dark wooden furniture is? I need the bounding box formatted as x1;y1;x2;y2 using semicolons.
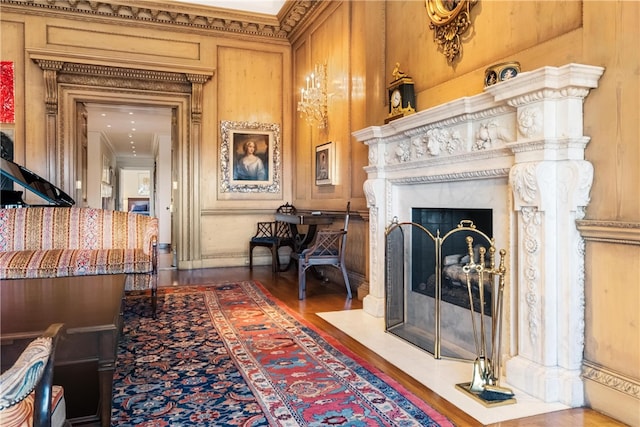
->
291;202;352;300
1;275;125;427
249;203;297;272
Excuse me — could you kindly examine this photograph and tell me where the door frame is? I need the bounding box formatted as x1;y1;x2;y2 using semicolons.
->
32;57;212;265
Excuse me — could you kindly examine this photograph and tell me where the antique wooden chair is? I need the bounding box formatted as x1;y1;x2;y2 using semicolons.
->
249;203;297;272
0;323;69;427
292;202;352;300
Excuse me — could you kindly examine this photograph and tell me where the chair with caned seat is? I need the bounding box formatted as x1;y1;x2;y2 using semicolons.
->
292;202;352;300
0;323;69;427
249;203;297;272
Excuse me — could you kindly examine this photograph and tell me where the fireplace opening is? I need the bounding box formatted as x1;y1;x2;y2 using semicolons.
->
385;208;495;360
412;208;493;313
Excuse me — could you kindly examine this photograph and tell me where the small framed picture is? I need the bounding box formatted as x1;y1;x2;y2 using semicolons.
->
138;173;150;196
102;155;111;184
315;141;334;186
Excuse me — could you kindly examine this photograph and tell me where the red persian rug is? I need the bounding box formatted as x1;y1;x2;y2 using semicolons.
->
113;280;454;426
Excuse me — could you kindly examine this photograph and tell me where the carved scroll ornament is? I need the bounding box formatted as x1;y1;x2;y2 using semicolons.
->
425;0;478;63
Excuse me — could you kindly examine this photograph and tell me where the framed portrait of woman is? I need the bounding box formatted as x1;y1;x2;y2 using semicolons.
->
315;141;334;186
219;120;281;196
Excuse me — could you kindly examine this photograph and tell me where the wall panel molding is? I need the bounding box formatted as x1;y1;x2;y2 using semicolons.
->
577;220;640;246
583;361;640;400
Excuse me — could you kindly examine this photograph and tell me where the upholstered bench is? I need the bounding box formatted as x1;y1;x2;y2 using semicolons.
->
0;207;157;283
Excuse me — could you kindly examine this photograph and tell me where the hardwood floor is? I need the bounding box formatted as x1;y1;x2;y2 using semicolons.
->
155;257;627;426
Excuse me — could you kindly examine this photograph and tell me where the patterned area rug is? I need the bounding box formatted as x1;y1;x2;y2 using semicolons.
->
111;281;454;426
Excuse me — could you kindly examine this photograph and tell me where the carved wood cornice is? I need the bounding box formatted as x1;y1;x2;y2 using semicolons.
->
0;0;324;43
35;60;197;93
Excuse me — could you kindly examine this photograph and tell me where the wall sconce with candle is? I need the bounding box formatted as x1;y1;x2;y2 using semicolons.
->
297;63;327;129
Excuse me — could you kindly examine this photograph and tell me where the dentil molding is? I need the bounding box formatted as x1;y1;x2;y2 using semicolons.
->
1;0;323;42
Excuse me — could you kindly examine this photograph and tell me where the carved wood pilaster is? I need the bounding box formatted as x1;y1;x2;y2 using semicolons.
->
33;59;64;182
183;73;210;260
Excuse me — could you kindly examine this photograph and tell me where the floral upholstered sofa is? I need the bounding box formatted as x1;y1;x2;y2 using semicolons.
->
0;207;157;284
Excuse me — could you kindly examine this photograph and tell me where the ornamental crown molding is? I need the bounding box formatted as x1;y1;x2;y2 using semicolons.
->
1;0;323;42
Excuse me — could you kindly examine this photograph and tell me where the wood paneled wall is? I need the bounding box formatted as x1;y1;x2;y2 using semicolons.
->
1;1;638;424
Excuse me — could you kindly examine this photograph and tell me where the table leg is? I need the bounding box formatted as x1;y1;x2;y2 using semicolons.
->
98;364;114;427
295;225;317;252
98;329;119;427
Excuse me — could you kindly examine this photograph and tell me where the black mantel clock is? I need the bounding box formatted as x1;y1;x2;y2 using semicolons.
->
385;69;416;124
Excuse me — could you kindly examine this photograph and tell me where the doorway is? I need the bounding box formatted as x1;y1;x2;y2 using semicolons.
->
84;103;173;249
42;60;211;267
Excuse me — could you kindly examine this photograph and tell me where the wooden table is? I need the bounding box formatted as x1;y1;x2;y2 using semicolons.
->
1;274;125;427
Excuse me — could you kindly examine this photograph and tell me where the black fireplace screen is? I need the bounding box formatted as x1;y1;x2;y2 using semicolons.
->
385;208;494;360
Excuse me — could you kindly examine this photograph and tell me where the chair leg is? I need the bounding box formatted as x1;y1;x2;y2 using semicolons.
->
249;245;254;269
298;263;307;300
274;246;283;273
151;272;158;318
341;264;352;299
271;246;278;273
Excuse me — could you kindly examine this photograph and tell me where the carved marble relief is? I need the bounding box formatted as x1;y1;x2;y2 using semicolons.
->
377;111;516;168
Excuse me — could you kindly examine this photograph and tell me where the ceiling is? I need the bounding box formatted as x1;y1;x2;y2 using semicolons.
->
87;1;286;164
172;0;286;15
86;104;172;162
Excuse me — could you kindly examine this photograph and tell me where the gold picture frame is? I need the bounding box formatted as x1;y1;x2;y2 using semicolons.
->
220;120;281;195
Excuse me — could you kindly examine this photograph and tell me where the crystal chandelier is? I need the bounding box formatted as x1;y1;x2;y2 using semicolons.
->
297;63;327;129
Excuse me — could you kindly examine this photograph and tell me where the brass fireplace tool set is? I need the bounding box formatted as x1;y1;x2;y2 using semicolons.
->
455;236;516;406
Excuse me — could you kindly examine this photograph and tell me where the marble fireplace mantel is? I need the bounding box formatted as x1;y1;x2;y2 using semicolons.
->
352;63;605;407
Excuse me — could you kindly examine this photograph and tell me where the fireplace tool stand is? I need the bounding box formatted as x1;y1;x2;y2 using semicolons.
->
455;236;516;407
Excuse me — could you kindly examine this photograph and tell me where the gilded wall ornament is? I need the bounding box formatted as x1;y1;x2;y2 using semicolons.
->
425;0;478;63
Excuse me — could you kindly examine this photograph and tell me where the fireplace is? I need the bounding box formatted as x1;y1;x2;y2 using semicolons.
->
353;64;604;406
